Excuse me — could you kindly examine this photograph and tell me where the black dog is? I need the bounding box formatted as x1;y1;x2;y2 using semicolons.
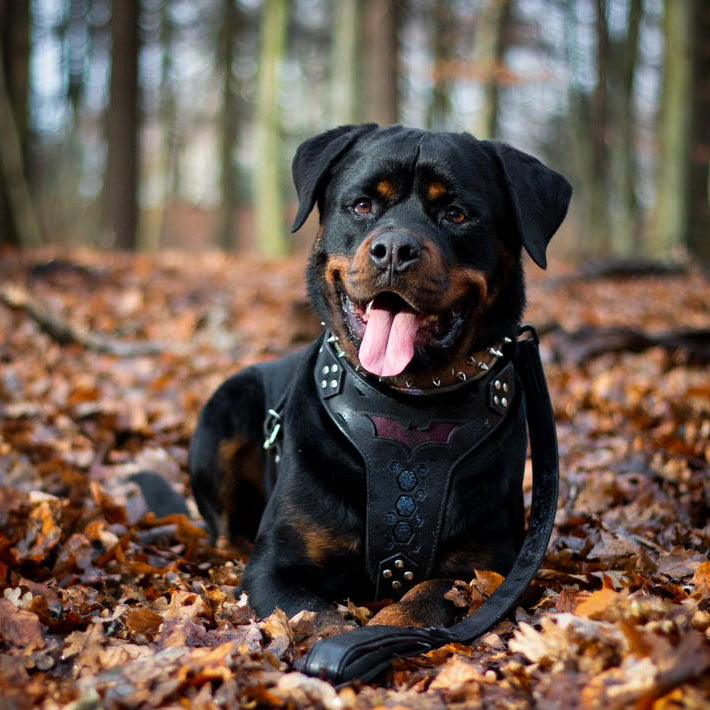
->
189;125;571;627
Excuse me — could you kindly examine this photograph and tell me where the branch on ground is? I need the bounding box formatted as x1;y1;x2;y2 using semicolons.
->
0;284;186;358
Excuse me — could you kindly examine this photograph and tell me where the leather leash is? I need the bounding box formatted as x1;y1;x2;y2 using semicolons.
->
299;325;559;683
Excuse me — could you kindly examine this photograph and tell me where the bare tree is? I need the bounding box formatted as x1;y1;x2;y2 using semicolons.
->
254;0;288;257
652;0;692;256
0;0;41;248
331;0;361;125
686;0;710;265
364;0;399;126
103;0;140;250
215;0;239;250
617;0;642;253
473;0;513;140
426;0;452;130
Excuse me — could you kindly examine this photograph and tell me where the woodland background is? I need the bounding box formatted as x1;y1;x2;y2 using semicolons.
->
0;0;708;263
0;1;709;709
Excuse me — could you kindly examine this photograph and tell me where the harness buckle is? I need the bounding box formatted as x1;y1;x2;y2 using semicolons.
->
263;408;283;463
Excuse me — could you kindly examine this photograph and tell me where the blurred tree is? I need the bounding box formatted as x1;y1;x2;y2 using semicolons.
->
426;0;452;130
331;0;361;124
0;0;41;247
364;0;399;126
254;0;288;257
154;0;180;250
215;0;240;250
615;0;642;254
686;0;710;265
473;0;512;140
652;0;692;256
589;0;611;256
103;0;140;250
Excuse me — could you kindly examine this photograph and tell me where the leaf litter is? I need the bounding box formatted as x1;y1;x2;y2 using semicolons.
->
0;249;708;708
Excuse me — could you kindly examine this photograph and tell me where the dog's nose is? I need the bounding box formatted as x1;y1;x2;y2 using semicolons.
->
369;232;421;272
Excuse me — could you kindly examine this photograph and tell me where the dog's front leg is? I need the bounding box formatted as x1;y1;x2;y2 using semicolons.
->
368;579;462;629
242;549;351;632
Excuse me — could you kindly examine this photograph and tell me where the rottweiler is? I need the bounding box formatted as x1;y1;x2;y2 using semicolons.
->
188;125;571;628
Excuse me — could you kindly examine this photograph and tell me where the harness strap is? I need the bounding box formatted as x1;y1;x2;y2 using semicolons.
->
300;326;559;683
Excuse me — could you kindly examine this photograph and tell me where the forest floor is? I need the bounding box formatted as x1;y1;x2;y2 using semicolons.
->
0;248;708;709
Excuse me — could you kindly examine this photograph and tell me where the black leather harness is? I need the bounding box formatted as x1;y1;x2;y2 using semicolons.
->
265;325;559;684
314;334;517;601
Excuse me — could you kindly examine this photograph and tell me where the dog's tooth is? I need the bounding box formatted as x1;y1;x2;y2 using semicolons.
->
366;300;373;315
432;378;441;387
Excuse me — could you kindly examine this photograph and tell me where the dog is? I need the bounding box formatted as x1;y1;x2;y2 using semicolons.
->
188;125;571;628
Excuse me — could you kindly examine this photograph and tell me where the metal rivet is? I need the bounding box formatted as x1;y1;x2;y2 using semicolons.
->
330;379;338;388
331;364;338;373
322;365;330;375
404;571;414;581
382;569;392;579
493;395;499;405
394;559;404;569
321;380;327;388
503;382;509;393
494;380;501;390
501;397;508;407
392;580;402;591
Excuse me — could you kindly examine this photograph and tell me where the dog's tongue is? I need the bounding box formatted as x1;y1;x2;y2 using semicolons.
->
359;298;420;377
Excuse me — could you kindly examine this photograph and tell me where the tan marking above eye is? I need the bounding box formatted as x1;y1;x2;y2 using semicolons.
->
427;182;447;201
376;180;396;200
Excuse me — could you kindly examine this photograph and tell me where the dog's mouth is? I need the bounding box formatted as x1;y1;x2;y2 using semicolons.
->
339;287;469;377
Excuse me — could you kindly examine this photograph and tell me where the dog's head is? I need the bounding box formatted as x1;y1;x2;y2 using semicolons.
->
292;125;571;384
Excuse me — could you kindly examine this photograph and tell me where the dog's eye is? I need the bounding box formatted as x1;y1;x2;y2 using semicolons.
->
444;206;466;224
353;199;373;216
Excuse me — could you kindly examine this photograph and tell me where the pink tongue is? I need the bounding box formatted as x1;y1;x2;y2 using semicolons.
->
359;304;420;377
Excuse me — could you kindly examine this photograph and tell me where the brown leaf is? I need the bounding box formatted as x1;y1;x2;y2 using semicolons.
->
125;607;163;639
692;560;710;595
574;588;627;622
10;498;63;564
0;598;44;651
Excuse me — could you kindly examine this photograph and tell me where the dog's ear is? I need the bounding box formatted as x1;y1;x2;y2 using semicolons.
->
485;141;572;269
291;124;378;232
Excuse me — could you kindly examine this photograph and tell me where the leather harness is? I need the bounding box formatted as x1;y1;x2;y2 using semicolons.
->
264;325;559;684
314;333;517;601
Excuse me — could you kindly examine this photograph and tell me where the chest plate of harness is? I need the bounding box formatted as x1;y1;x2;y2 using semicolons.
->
314;334;516;600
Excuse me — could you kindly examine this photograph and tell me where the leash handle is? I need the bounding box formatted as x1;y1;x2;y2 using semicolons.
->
301;326;559;684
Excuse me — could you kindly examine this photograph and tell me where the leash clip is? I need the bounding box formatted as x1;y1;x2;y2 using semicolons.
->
263;408;283;462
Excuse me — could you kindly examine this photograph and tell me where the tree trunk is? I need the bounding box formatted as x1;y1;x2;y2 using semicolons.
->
364;0;399;126
588;0;611;256
0;0;41;248
685;0;710;266
215;0;239;251
254;0;288;257
652;0;692;256
331;0;361;125
103;0;140;250
473;0;512;140
426;0;451;130
617;0;642;254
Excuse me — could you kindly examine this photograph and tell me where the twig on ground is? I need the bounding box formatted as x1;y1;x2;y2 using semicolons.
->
0;284;187;358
